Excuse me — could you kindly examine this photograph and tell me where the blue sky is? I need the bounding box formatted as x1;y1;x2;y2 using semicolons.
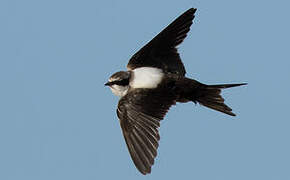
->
0;0;289;179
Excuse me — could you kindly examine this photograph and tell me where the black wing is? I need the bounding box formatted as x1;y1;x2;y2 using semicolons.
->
127;8;197;76
117;88;176;174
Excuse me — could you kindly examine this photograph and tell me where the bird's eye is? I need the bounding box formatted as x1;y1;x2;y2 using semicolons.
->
115;79;129;86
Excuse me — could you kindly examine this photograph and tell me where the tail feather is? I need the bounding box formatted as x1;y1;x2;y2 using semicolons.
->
197;83;247;116
207;83;247;89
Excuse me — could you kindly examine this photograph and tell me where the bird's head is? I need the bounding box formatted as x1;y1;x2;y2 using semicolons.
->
105;71;131;97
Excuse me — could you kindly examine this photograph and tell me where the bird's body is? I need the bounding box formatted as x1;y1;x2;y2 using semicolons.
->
105;8;246;175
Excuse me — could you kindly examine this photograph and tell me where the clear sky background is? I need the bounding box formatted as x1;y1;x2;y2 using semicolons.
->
0;0;289;179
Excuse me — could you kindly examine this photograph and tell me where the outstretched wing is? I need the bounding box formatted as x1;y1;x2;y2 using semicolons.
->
117;88;176;174
127;8;197;76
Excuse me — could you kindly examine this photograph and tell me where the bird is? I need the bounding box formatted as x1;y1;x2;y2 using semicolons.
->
105;8;246;175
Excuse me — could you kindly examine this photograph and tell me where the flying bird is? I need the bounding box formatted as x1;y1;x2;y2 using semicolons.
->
105;8;246;175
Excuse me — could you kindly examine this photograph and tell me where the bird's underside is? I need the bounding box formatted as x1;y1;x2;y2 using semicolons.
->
105;8;246;175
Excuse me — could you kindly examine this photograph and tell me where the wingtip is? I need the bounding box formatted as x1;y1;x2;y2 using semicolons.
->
228;112;236;116
184;8;197;21
187;8;197;13
139;167;152;175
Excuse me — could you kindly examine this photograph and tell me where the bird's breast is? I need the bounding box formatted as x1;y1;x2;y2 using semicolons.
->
130;67;164;89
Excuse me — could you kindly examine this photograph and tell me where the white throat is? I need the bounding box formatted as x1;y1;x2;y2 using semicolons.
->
130;67;164;89
110;84;129;97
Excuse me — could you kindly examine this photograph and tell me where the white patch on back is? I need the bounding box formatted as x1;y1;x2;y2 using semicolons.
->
130;67;164;89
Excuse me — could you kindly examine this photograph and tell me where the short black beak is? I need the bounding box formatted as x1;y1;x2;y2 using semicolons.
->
104;82;112;86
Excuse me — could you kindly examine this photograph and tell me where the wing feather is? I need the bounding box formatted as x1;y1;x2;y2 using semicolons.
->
117;88;176;174
127;8;197;76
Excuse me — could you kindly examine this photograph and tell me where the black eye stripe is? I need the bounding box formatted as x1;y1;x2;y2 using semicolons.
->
113;79;129;86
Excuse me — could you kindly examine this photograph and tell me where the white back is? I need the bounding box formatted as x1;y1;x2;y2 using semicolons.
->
130;67;164;89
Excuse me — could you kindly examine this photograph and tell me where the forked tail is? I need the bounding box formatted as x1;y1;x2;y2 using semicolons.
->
196;83;247;116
